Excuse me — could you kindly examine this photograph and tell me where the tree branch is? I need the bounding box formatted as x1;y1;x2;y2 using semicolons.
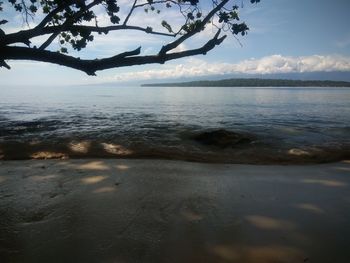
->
39;0;102;50
30;0;78;36
158;0;229;55
3;22;175;46
3;1;80;46
44;24;176;37
0;59;11;69
123;0;138;25
2;0;228;47
134;1;184;8
0;30;226;75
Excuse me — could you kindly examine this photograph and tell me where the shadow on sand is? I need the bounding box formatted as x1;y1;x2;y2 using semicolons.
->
0;159;350;262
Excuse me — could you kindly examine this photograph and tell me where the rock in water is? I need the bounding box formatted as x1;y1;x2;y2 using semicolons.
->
193;129;253;148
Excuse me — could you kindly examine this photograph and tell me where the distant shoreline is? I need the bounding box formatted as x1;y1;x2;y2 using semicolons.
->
142;78;350;87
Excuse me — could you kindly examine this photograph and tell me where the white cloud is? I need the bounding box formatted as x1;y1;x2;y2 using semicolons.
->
104;54;350;82
3;54;350;86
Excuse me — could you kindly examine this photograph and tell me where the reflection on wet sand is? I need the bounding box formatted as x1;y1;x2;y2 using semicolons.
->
78;161;110;171
182;210;203;222
212;245;304;263
93;186;116;194
302;179;347;187
116;164;130;170
0;175;7;183
245;215;296;231
294;203;325;214
30;174;58;181
81;175;108;185
334;166;350;172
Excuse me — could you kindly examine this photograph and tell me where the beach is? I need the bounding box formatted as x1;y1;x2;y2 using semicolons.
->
1;159;350;262
1;86;350;262
2;0;350;261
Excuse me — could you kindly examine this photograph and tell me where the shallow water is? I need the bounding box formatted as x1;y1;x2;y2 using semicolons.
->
0;85;349;162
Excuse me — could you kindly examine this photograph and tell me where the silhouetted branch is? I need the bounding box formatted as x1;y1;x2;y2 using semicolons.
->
159;0;229;55
123;0;137;25
39;0;102;50
0;0;254;73
0;30;225;75
3;24;175;46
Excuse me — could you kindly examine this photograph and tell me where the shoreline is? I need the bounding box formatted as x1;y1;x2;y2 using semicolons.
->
1;139;349;165
1;159;350;262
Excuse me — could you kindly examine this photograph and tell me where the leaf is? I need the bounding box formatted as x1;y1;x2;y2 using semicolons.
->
161;20;173;33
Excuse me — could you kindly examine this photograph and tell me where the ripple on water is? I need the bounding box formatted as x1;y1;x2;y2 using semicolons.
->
0;86;349;162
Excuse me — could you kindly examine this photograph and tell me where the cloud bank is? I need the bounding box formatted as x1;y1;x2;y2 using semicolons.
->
110;54;350;82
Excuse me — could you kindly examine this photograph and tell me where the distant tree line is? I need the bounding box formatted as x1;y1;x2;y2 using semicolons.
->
142;78;350;87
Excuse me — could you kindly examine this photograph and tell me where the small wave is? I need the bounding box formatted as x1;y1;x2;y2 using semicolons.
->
0;136;349;164
0;119;63;136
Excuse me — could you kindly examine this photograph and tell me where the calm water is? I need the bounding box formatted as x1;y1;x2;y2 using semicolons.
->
0;85;349;162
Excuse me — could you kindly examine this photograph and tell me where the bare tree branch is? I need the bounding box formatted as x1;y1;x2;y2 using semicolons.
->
123;0;138;25
0;30;226;75
0;59;11;69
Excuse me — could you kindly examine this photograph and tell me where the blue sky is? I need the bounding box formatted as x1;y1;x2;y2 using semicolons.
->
1;0;350;86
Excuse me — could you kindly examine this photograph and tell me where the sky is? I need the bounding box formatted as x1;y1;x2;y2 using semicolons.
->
1;0;350;86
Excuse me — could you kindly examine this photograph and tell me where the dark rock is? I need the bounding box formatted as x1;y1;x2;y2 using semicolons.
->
193;129;253;148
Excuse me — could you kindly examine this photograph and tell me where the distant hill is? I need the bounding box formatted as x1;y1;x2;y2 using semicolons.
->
142;78;350;87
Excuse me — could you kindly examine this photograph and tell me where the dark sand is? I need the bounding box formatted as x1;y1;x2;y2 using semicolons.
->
1;159;350;263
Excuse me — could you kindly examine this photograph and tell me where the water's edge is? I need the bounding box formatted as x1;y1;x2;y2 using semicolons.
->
1;86;349;163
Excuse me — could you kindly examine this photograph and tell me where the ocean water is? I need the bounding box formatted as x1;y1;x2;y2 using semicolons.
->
0;85;349;163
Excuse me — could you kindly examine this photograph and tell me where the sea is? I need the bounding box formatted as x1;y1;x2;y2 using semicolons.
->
0;85;349;163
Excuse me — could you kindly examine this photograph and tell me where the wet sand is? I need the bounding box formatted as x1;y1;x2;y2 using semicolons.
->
1;159;350;263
